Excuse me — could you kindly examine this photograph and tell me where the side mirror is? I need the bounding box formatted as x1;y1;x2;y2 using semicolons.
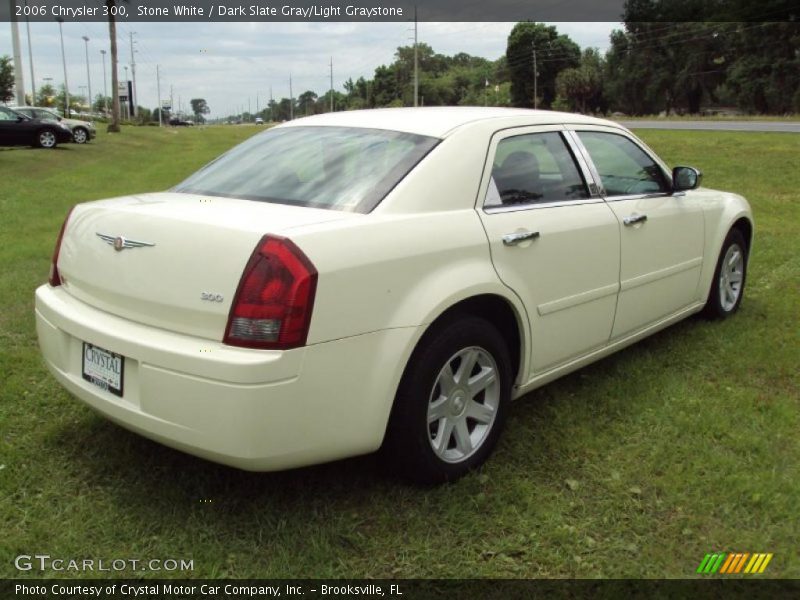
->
16;116;24;122
672;166;702;192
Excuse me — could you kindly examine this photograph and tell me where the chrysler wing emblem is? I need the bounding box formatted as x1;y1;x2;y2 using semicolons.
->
96;233;156;252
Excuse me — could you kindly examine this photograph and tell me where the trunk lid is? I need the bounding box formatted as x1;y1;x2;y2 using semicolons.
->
57;192;355;341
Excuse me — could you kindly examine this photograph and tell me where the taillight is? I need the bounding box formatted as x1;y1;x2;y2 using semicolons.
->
224;235;318;350
49;206;75;287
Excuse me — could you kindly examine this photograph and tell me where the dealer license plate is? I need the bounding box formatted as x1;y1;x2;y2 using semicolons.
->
82;342;124;397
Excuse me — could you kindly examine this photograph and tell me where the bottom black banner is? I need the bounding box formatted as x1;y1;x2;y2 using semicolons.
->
4;579;800;600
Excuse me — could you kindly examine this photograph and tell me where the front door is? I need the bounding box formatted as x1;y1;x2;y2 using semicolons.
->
573;128;705;338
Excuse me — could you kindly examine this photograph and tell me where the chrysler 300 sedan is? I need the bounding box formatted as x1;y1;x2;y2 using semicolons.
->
35;108;753;483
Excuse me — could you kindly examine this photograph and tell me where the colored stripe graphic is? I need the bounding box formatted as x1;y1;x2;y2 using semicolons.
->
701;552;774;575
697;553;727;574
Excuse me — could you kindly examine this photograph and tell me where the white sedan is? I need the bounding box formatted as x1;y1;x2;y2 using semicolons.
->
35;108;753;483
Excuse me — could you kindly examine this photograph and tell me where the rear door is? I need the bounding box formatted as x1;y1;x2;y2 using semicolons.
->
571;127;704;338
477;125;620;376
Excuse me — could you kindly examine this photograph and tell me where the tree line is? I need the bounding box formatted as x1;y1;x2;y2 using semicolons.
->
232;14;797;120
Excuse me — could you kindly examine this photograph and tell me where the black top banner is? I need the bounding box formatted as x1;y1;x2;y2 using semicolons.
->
1;0;798;23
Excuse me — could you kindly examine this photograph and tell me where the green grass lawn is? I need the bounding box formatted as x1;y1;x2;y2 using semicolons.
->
0;126;797;579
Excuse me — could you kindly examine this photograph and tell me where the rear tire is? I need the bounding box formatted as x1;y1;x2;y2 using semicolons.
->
383;315;512;484
702;228;748;319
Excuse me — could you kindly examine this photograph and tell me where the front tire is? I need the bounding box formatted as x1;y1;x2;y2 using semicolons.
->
72;127;89;144
702;228;748;319
36;129;58;149
383;316;512;484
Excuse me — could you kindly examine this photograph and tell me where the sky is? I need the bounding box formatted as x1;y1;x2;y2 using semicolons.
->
1;21;619;117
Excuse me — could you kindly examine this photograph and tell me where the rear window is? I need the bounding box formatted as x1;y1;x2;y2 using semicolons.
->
174;126;439;213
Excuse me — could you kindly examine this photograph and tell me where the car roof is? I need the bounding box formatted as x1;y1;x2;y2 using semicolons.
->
278;107;618;138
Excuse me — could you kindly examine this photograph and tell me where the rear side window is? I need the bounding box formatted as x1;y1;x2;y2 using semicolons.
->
174;126;439;213
485;131;589;208
577;131;668;196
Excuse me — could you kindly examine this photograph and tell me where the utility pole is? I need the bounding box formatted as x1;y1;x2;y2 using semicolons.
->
413;5;418;107
531;42;538;110
256;92;259;115
156;64;162;127
100;49;108;114
56;17;69;117
82;36;92;114
269;85;273;121
10;2;25;105
129;31;137;117
24;0;36;104
329;56;334;112
289;74;293;120
123;65;129;119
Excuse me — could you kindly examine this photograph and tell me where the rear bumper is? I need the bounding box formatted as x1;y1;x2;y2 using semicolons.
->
35;285;417;471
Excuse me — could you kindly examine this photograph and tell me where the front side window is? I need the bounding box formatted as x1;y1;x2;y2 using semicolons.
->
0;107;18;121
485;131;589;208
577;131;668;196
174;126;439;213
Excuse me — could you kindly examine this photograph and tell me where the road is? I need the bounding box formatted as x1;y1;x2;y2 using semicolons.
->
617;120;800;133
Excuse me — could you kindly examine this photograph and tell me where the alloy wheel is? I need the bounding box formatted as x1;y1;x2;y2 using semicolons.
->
427;346;500;463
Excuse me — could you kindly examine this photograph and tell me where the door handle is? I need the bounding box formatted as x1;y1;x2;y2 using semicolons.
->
623;213;648;226
502;230;540;246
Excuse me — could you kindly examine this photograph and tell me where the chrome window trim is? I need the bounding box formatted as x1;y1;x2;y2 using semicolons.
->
484;196;605;214
479;126;595;215
601;192;673;204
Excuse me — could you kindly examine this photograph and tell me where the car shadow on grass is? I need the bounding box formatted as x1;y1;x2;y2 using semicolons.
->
44;307;748;529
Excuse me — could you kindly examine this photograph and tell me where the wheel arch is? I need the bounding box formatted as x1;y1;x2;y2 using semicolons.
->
421;294;525;387
388;291;528;419
698;193;754;304
732;216;753;256
379;292;527;464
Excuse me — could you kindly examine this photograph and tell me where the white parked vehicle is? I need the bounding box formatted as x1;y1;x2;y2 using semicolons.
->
35;108;753;483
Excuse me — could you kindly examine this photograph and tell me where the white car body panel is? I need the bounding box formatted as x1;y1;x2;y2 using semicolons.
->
35;107;753;471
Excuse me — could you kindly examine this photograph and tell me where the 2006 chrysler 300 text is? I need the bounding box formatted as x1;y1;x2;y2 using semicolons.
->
35;108;753;483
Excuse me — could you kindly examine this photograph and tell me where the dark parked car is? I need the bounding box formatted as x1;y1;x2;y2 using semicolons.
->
169;118;194;127
0;106;74;148
11;106;96;144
